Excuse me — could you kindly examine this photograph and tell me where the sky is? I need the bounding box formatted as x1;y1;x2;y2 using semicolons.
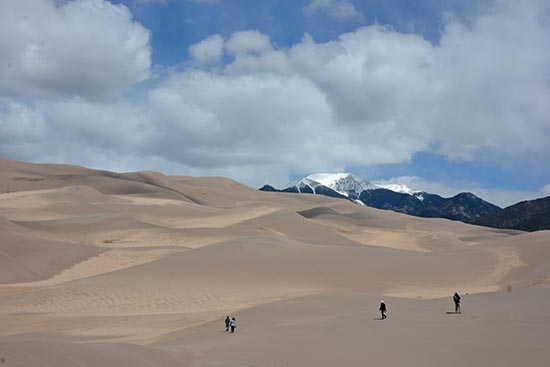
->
0;0;549;207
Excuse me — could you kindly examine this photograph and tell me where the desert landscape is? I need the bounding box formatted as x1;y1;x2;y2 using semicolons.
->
1;158;549;366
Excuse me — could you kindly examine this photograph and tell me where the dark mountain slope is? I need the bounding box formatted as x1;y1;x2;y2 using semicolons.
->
473;196;550;232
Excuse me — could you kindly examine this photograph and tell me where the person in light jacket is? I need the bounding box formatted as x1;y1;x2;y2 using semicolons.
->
230;317;237;333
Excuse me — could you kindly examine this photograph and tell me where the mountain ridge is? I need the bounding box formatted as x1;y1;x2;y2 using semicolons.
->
472;196;550;232
261;173;502;223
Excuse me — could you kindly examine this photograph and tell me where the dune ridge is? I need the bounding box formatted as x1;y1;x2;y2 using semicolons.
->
1;158;549;366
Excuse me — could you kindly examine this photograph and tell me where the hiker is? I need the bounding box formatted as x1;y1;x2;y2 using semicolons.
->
453;292;461;313
225;316;230;332
379;300;387;319
230;317;236;333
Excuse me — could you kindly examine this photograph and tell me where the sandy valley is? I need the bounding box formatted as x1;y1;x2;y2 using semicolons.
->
1;158;549;366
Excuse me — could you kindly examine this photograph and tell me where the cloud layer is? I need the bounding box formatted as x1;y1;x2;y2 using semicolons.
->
0;0;151;100
304;0;363;21
0;0;549;199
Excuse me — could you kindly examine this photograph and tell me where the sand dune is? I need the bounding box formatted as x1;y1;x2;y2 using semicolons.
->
155;288;550;367
1;158;549;366
0;217;103;284
0;333;191;367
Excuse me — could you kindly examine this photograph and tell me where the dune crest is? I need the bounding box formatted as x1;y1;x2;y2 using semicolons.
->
1;158;549;366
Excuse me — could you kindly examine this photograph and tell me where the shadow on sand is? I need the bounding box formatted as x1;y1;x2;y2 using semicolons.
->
446;311;462;314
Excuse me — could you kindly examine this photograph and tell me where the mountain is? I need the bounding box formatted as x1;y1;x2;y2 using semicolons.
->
305;173;378;198
472;196;550;232
260;173;502;223
417;192;503;221
258;184;278;192
282;173;414;199
358;190;501;222
280;177;349;200
358;189;423;214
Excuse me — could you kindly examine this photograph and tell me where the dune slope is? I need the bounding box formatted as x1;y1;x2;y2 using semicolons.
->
1;158;549;366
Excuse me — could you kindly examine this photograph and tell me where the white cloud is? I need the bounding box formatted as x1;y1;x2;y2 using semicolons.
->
0;0;151;100
189;34;224;64
304;0;363;21
225;30;273;55
0;99;48;154
218;1;550;171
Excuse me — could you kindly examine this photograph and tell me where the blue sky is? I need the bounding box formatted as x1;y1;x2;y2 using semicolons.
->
116;0;461;65
1;0;549;206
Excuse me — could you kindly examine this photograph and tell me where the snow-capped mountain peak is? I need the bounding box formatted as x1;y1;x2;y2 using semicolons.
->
284;177;325;194
306;173;377;198
283;173;422;199
262;174;502;223
374;183;421;195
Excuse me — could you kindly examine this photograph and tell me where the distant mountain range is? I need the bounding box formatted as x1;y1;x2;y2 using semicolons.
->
472;196;550;232
259;173;502;223
260;173;550;231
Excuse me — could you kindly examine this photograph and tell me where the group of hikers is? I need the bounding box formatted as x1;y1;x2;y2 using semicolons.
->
378;292;461;320
223;293;461;332
224;316;237;333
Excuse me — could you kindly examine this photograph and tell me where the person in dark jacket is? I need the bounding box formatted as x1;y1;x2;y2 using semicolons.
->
225;316;230;332
379;300;387;319
453;292;461;313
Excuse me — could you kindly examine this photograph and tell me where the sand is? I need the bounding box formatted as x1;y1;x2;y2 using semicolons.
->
1;157;549;366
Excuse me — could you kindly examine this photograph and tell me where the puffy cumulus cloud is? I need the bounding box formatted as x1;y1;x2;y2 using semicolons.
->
0;96;151;167
214;0;550;176
136;63;431;184
144;71;342;170
304;0;363;21
428;2;550;162
189;34;225;64
0;0;151;100
39;98;152;148
225;30;273;55
0;99;48;161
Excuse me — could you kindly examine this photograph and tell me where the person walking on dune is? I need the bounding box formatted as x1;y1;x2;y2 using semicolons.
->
225;316;230;332
379;300;387;319
453;292;461;313
230;317;237;333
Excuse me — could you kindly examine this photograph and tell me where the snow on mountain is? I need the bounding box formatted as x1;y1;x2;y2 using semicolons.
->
284;177;326;194
284;173;420;199
374;183;421;195
269;174;502;223
306;173;377;198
